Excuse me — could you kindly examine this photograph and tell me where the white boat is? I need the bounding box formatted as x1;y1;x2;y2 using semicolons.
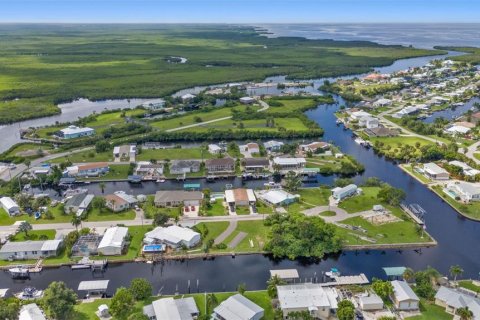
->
15;287;43;300
156;179;166;183
354;138;366;145
8;266;29;278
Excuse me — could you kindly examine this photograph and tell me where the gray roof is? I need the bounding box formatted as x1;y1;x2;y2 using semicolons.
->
20;303;46;320
155;191;203;203
65;193;89;207
359;294;383;306
147;297;199;320
78;280;110;291
214;294;264;320
170;160;200;169
0;241;45;253
391;281;419;302
435;286;480;314
206;158;235;166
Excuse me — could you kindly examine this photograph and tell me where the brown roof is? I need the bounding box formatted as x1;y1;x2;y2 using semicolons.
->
233;189;249;202
247;143;259;149
105;194;127;206
206;158;235;166
78;162;109;171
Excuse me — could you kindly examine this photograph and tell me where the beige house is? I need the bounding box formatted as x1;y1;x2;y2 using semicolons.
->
154;191;203;207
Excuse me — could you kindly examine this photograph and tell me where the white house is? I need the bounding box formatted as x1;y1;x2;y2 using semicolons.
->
240;142;260;154
435;286;480;318
445;125;471;135
0;239;63;261
373;98;392;107
299;141;329;153
19;303;46;320
181;93;196;102
391;280;419;311
277;283;338;319
213;294;264;320
239;96;256;105
97;226;128;256
143;297;199;320
0;197;20;216
225;188;256;207
423;163;450;180
273;157;306;172
208;144;223;154
359;294;384;311
446;181;480;203
264;140;284;152
448;161;480;177
144;226;201;249
358;116;380;129
58;125;95;139
257;189;299;207
350;111;372;121
332;184;358;201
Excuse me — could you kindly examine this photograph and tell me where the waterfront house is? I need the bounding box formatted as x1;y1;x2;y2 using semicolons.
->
57;125;95;139
277;283;338;319
135;162;164;179
299;141;329;153
272;157;306;172
181;93;196;103
144;226;201;249
332;184;358;201
448;161;480;177
264;140;284;152
390;280;420;311
66;162;109;177
105;191;138;212
239;96;256;105
446;181;480;203
242;158;269;173
435;286;480;318
257;189;299;207
423;163;450;180
213;294;264;320
208;144;223;155
358;116;380;129
240;142;260;154
143;99;165;111
205;158;235;174
373;98;392;107
170;160;201;175
71;234;102;257
350;111;372;121
225;188;256;209
0;196;20;216
19;303;46;320
154;190;203;208
97;226;128;256
64;193;94;216
143;297;199;320
0;239;63;261
113;145;136;162
359;294;384;311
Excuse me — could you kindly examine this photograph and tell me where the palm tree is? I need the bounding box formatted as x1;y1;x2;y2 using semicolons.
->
402;267;415;283
18;221;32;237
450;265;464;284
267;275;287;298
206;293;218;313
457;307;474;320
99;182;106;194
71;215;82;231
284;171;302;191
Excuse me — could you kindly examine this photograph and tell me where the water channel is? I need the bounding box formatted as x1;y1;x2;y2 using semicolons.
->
1;51;479;296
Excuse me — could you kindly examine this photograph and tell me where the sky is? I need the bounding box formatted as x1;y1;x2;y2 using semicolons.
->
0;0;478;23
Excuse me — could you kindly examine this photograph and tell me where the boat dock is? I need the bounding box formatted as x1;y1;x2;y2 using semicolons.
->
320;273;369;286
71;257;108;271
28;259;43;273
401;203;425;225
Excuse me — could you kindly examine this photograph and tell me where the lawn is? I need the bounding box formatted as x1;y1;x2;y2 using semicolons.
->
297;187;331;206
195;221;230;245
49;150;113;163
432;185;480;220
10;229;56;241
85;206;136;222
176;117;310;132
203;199;227;216
265;98;318;113
137;147;213;161
458;280;480;293
370;136;433;159
339;187;380;213
0;143;54;162
79;164;131;181
475;153;480;161
407;299;452;320
400;164;431;184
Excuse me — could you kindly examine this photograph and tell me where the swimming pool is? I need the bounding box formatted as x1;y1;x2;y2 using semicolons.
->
142;244;166;253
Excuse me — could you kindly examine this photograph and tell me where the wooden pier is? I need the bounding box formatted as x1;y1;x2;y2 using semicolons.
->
400;204;425;225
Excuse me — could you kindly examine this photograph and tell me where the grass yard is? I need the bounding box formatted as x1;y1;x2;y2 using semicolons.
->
475;153;480;161
10;229;56;241
339;187;381;213
297;187;331;206
400;164;431;184
370;136;433;159
195;221;230;245
458;280;480;293
265;98;318;113
49;150;113;163
177;117;311;132
0;143;54;162
407;299;452;320
85;206;136;222
203;199;227;216
137;147;213;161
79;164;131;181
432;185;480;221
320;210;337;217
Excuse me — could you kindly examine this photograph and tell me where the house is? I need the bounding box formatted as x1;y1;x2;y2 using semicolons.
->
113;145;136;161
19;303;46;320
264;140;284;152
208;144;223;154
391;280;420;311
57;125;95;139
257;189;299;207
0;239;63;260
180;93;196;102
66;162;109;177
105;191;138;212
242;158;270;173
350;111;372;121
446;181;480;203
448;160;480;177
359;294;384;311
135;162;164;179
435;286;480;319
373;98;392;107
143;297;199;320
143;99;166;111
299;141;329;153
170;160;201;175
332;184;358;201
64;193;95;216
224;188;256;207
144;226;201;248
423;163;450;180
205;158;235;174
71;234;102;257
154;191;203;207
0;197;20;216
471;112;480;125
277;283;338;319
272;157;306;172
213;294;264;320
445;125;471;135
358;116;380;129
239;96;256;105
240;142;260;154
97;226;128;256
393;106;421;118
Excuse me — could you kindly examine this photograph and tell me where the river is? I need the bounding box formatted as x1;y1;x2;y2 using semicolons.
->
1;51;480;296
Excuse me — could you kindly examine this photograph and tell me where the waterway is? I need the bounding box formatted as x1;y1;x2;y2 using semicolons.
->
2;51;480;296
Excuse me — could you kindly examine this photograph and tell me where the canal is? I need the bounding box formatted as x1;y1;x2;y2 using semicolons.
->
1;51;479;296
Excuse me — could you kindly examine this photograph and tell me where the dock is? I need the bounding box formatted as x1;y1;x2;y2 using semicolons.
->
71;257;108;271
400;203;425;225
28;259;43;273
320;273;369;286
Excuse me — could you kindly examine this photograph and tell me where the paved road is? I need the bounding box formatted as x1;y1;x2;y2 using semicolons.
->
214;220;237;244
463;140;480;165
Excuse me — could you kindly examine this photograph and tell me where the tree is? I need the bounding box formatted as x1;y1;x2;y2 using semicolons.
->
99;182;106;193
237;282;246;295
287;311;314;320
206;293;218;313
128;313;149;320
378;185;406;206
457;307;474;320
284;171;302;191
71;215;82;231
267;275;286;298
334;178;353;188
95;140;110;153
337;300;355;320
403;267;415;283
110;287;135;319
18;221;32;237
129;278;152;301
24;159;31;169
42;281;77;320
92;197;106;211
450;265;464;284
0;298;20;320
372;279;394;300
153;211;170;226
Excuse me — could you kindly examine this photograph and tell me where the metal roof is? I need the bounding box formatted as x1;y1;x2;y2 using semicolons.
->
383;267;407;277
0;241;45;253
391;280;419;302
78;280;110;291
214;294;263;320
98;227;128;249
